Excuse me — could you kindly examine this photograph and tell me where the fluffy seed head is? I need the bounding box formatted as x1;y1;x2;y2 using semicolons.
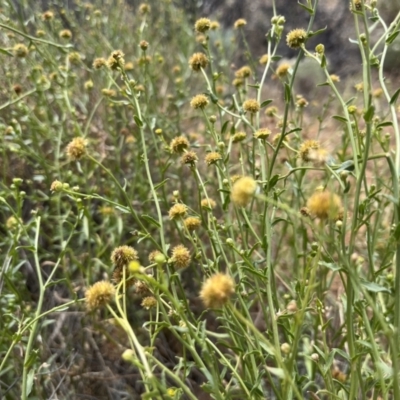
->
286;28;307;49
169;203;188;219
231;176;257;207
200;273;235;308
85;281;115;310
307;191;342;220
66;137;87;160
171;245;191;269
190;94;209;109
189;52;209;71
111;245;138;268
243;99;260;114
195;18;211;33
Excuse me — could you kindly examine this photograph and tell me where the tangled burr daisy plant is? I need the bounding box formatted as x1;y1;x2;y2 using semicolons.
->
4;1;400;398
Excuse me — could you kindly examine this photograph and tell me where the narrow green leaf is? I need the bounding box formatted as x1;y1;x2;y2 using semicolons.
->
297;1;314;14
153;178;169;191
363;105;374;122
390;88;400;105
260;99;273;108
221;120;229;135
0;47;14;56
134;115;143;127
360;279;391;293
386;30;400;45
332;115;348;123
321;54;327;68
141;214;161;228
376;121;393;129
308;27;327;38
26;369;35;396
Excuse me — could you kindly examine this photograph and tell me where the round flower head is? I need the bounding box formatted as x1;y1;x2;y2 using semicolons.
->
276;63;291;78
299;140;320;162
307;190;342;220
50;180;63;192
201;198;217;210
231;176;257;207
181;151;198;165
184;216;201;231
189;52;209;72
66;137;87;160
168;203;188;219
107;50;125;70
243;99;260;114
42;10;54;21
85;280;115;311
93;57;107;69
254;128;271;140
170;136;190;153
141;296;157;309
111;245;138;268
232;132;246;143
210;21;220;30
195;18;211;33
139;3;151;14
171;245;191;269
200;273;235;308
68;52;81;64
235;66;252;79
234;18;247;29
259;54;269;65
190;94;209;110
14;44;29;58
59;29;72;39
286;28;307;49
205;152;222;165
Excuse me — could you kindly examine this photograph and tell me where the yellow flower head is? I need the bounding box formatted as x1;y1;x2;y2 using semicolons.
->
231;176;257;207
200;273;235;308
66;137;87;160
111;245;138;268
85;281;115;310
189;52;209;72
171;245;191;269
286;28;307;49
307;190;342;220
